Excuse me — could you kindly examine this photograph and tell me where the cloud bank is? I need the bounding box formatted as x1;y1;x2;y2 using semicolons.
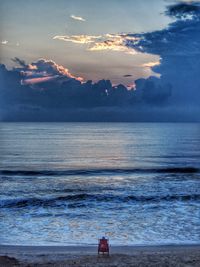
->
0;58;172;121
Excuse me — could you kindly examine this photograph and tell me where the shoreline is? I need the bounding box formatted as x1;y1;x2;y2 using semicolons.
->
1;244;200;266
1;243;200;249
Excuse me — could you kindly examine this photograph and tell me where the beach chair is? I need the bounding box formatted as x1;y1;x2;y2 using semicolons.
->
98;237;109;255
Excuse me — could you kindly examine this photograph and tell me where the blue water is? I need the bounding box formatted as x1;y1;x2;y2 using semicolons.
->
0;123;200;245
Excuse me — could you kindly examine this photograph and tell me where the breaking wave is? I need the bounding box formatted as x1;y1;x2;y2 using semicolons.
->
1;193;200;209
0;167;199;177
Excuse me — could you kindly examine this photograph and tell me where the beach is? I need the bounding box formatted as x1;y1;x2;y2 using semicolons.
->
0;245;200;266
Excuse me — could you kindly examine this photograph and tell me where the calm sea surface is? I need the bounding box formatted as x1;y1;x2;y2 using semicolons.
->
0;123;200;245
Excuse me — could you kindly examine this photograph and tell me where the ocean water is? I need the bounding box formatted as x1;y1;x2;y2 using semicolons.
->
0;122;200;246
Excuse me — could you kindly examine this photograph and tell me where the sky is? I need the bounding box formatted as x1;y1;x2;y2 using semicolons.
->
0;0;200;121
0;0;172;86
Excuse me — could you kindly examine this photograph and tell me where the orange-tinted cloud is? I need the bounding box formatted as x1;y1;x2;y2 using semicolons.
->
29;59;83;81
53;33;139;54
89;34;139;54
12;58;83;85
27;64;37;70
53;35;101;44
142;61;160;68
21;76;58;85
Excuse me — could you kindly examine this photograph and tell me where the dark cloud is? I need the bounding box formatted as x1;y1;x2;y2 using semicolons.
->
123;74;133;77
12;57;27;68
165;2;200;19
134;77;172;106
126;1;200;110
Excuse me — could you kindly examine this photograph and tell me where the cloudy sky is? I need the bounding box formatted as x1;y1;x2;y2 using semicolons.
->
0;0;200;121
0;0;172;86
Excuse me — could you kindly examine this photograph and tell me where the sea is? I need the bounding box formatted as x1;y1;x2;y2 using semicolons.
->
0;123;199;246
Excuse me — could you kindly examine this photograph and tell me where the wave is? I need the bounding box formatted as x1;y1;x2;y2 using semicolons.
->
1;193;200;209
0;167;199;177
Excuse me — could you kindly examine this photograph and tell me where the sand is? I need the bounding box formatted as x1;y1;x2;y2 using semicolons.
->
0;244;200;267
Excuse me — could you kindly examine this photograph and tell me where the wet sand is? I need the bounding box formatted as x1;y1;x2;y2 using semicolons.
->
0;244;200;266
